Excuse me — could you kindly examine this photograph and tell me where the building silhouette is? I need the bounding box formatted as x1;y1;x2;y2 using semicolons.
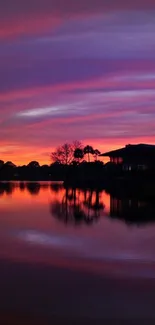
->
101;144;155;171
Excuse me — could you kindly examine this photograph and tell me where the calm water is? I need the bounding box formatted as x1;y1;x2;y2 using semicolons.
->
0;181;155;278
1;181;155;323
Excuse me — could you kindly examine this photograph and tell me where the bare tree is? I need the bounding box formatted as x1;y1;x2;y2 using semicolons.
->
51;143;72;165
72;140;83;150
51;141;83;165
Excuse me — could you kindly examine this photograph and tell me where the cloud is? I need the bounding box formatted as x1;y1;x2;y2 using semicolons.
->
0;16;61;39
1;0;155;17
1;0;155;39
17;106;62;118
1;82;155;151
1;11;155;97
1;2;155;164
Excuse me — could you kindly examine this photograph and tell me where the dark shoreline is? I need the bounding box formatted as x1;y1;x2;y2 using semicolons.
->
1;177;155;197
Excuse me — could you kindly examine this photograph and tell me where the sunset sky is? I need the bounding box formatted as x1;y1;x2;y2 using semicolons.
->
1;0;155;165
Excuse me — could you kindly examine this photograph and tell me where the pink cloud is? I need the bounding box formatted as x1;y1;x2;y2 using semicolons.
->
0;15;61;39
1;0;155;39
0;1;155;164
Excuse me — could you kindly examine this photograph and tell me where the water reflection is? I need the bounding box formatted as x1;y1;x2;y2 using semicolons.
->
0;182;15;196
1;182;155;273
50;182;64;192
26;182;41;195
110;196;155;226
19;181;26;191
50;188;105;226
1;182;155;324
0;181;155;227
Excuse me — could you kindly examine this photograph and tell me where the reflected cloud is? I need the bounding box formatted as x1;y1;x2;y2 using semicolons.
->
16;229;82;248
10;227;155;266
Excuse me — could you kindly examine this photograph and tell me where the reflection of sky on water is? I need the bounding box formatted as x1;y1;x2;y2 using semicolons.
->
10;228;155;264
0;182;155;278
16;230;83;248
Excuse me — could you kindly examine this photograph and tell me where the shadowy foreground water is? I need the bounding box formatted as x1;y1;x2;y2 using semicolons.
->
0;181;155;324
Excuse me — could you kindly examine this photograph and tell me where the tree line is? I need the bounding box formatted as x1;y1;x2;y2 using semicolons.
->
51;141;101;165
0;141;102;168
0;141;105;181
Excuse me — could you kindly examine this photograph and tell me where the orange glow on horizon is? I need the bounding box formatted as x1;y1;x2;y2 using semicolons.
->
1;136;155;165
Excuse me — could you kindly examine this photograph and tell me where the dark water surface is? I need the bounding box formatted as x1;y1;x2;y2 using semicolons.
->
1;181;155;324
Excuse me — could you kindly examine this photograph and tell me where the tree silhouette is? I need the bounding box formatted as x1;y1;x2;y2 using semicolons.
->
27;161;40;168
0;160;4;167
83;145;94;162
51;141;83;165
93;149;101;161
51;143;73;165
5;161;16;168
72;140;83;150
74;148;84;163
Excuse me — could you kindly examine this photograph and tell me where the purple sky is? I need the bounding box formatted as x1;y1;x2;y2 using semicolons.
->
1;0;155;164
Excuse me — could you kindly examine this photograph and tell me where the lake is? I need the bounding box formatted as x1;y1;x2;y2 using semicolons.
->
1;181;155;324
